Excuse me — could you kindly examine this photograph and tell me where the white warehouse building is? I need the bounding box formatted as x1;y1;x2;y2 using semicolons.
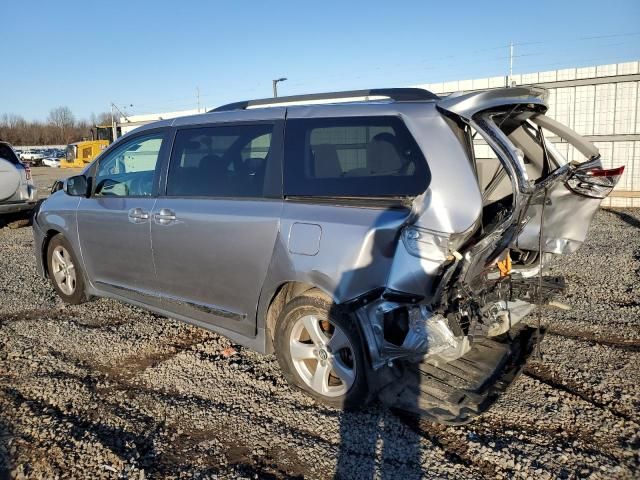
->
119;60;640;207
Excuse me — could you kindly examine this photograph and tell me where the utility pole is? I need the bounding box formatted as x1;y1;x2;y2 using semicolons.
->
196;86;201;112
508;41;514;87
110;103;133;141
110;103;116;143
272;77;287;98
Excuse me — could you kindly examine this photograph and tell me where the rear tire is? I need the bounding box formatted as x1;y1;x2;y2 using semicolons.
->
47;235;87;304
274;295;369;410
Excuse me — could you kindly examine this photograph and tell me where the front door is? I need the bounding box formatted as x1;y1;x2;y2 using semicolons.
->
77;130;168;305
150;122;283;337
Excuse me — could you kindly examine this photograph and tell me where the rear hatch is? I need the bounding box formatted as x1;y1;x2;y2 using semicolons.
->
511;114;623;255
437;87;623;290
0;158;21;202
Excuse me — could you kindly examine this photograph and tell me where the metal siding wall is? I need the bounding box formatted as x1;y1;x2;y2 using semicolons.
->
594;83;616;135
574;85;595;135
634;140;640;208
614;82;638;134
612;142;634;191
632;141;640;194
636;83;640;135
554;87;575;129
545;88;557;117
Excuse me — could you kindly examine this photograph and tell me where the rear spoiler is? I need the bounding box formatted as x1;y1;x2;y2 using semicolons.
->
437;87;548;121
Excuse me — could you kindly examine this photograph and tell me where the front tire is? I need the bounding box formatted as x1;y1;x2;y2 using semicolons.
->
274;295;369;410
47;235;87;304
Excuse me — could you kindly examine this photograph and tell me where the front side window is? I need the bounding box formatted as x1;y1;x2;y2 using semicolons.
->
94;132;164;197
166;124;274;197
284;116;430;197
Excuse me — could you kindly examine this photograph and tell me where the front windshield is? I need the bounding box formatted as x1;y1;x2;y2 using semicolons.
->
96;126;112;142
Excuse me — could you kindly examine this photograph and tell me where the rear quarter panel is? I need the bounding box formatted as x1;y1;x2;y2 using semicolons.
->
256;201;411;328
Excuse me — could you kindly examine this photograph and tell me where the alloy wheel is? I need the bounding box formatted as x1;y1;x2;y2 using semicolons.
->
289;314;356;397
51;245;76;295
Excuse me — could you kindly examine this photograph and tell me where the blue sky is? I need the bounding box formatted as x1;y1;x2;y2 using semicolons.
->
3;0;639;120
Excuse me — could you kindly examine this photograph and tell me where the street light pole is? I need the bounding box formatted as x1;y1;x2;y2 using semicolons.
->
272;77;287;97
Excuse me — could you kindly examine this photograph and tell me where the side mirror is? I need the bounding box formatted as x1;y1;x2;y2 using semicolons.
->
64;175;90;197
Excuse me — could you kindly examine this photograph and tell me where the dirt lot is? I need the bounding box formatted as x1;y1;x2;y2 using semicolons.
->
0;168;638;479
30;167;83;199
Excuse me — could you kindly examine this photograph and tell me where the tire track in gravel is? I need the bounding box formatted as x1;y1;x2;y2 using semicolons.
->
2;334;322;478
545;328;640;352
0;308;607;478
2;354;311;478
95;331;214;383
35;345;458;479
473;417;624;465
0;307;215;376
523;363;634;422
393;414;494;479
0;385;212;479
0;307;133;329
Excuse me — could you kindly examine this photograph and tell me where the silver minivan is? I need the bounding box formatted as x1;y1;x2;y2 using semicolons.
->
32;88;623;424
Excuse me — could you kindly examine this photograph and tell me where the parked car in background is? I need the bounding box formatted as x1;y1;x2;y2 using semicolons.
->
42;156;61;168
0;141;38;214
32;87;623;424
20;149;45;165
42;150;65;168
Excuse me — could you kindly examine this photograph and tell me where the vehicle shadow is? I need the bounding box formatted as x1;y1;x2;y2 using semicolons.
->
0;420;10;480
601;208;640;230
0;210;32;230
328;223;426;479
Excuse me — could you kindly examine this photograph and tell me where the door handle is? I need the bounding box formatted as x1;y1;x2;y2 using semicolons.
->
128;207;149;223
154;208;176;225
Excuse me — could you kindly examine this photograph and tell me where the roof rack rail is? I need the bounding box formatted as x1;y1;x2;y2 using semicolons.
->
209;88;439;112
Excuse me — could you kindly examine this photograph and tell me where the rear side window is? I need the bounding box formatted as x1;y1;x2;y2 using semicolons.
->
284;116;430;197
167;124;274;197
0;144;20;164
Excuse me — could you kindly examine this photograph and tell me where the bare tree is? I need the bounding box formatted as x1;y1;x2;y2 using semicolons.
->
89;111;112;127
0;109;99;146
48;106;75;143
96;111;112;126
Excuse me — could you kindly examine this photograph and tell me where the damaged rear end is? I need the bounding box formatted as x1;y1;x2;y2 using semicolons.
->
360;87;624;423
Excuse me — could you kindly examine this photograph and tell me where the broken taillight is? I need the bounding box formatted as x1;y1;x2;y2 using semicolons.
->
565;166;624;199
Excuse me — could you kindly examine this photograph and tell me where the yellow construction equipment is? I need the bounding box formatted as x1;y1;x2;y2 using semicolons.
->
61;125;116;168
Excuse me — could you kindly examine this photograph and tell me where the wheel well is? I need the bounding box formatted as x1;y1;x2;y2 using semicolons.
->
41;229;62;277
264;281;332;351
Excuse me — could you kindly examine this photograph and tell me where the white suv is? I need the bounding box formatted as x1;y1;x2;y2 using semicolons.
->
0;141;38;214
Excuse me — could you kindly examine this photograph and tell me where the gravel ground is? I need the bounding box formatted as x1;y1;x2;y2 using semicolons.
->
0;170;638;479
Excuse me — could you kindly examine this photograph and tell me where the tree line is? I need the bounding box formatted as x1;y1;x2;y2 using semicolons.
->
0;107;111;146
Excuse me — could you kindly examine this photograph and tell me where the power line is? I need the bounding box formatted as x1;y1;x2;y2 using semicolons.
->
116;30;640;114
